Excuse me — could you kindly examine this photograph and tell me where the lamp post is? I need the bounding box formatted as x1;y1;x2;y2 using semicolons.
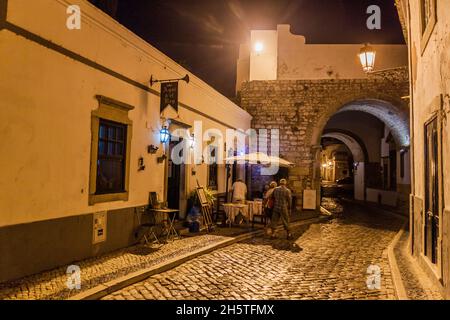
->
358;44;376;73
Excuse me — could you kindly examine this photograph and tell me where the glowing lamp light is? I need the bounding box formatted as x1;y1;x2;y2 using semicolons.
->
254;42;264;54
160;126;170;144
359;44;376;73
189;134;195;149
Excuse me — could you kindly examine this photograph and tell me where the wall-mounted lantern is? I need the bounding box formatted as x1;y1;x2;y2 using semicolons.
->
359;44;376;73
160;126;170;144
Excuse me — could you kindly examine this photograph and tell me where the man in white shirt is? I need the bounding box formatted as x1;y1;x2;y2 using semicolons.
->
232;179;247;203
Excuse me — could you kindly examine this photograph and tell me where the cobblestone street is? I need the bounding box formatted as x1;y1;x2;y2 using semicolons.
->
104;204;404;300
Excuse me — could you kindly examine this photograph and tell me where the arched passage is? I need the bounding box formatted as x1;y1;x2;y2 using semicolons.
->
311;97;410;204
240;69;410;210
311;96;409;149
337;99;410;148
321;131;367;200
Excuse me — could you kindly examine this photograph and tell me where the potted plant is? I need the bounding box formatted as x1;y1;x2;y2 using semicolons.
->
187;187;216;208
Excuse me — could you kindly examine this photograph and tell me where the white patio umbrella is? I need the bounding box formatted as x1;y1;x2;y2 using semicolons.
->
224;152;294;167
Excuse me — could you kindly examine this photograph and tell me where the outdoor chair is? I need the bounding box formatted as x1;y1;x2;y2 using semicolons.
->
213;193;227;224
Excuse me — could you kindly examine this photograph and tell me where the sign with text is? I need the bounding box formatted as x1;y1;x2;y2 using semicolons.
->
303;189;317;210
160;82;178;113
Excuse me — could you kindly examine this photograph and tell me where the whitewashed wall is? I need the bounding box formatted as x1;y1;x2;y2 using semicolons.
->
237;24;408;90
0;0;252;227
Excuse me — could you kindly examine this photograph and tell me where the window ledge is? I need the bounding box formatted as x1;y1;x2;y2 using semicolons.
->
89;192;129;205
95;95;135;112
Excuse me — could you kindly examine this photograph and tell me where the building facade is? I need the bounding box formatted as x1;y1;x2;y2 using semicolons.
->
396;0;450;298
237;24;410;209
0;0;251;282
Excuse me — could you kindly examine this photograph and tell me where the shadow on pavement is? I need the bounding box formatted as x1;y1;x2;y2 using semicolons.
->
242;223;311;253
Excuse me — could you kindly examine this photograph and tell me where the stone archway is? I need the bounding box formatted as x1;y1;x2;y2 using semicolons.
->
240;67;409;209
311;94;409;150
310;96;410;205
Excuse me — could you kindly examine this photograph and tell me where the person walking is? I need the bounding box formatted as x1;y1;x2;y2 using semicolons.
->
263;181;277;227
269;179;293;240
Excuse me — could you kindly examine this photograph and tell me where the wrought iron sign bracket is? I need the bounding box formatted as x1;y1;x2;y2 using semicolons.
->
150;74;190;87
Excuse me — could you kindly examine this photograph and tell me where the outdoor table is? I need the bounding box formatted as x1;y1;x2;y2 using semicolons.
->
148;208;180;241
247;200;263;221
223;203;250;227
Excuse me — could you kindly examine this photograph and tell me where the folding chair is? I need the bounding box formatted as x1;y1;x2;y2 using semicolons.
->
134;207;161;245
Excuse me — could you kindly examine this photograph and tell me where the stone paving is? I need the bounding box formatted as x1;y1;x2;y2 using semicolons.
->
321;197;344;215
0;234;228;300
0;225;263;300
0;211;317;300
394;228;443;300
104;204;404;300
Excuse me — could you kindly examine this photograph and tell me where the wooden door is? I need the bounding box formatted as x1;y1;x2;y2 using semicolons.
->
424;116;440;264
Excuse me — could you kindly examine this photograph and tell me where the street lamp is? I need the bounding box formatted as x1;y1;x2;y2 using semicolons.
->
358;44;376;73
254;42;264;54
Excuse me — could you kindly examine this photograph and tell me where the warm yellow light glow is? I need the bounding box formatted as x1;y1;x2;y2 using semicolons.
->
254;42;264;53
359;44;376;73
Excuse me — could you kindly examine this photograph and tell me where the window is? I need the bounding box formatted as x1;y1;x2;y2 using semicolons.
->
419;0;437;53
208;164;218;190
89;95;134;205
400;151;405;179
421;0;433;31
96;119;127;194
208;147;218;190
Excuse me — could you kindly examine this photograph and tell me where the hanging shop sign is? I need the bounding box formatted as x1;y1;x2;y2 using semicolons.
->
160;81;179;113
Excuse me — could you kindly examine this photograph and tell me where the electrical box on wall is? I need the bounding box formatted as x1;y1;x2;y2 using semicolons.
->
93;211;107;244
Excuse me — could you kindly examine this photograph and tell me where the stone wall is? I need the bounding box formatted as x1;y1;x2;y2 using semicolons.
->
239;68;409;208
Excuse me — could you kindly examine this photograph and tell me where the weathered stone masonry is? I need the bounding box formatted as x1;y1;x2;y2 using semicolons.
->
240;68;409;208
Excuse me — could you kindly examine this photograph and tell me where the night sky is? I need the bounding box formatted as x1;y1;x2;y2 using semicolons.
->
110;0;405;98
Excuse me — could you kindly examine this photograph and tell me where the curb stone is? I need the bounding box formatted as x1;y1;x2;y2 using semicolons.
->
386;222;409;300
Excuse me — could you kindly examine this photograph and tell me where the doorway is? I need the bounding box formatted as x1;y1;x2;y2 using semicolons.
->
167;140;183;213
424;116;440;264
